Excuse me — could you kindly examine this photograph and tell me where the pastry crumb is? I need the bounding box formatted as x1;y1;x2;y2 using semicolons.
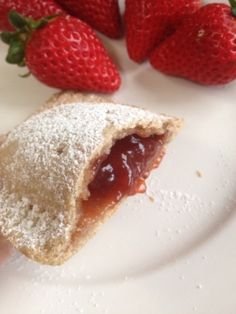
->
148;196;155;202
145;189;156;202
196;170;203;178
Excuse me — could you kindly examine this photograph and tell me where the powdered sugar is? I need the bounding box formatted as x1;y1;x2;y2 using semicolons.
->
0;190;69;250
0;101;176;257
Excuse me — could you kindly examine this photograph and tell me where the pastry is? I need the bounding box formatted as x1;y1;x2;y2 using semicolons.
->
0;235;11;264
0;92;182;265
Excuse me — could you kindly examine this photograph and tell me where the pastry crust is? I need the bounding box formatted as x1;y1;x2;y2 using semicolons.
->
0;91;182;265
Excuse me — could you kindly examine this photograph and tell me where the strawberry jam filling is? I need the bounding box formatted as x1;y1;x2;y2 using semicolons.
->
82;134;165;212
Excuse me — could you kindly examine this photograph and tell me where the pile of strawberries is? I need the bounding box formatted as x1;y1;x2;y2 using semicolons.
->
0;0;236;93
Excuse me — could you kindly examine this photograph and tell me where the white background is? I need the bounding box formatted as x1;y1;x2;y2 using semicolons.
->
0;0;236;313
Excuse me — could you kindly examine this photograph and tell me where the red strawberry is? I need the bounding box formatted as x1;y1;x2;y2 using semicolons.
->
162;0;201;33
125;0;201;63
0;0;65;31
56;0;122;38
150;3;236;85
1;12;121;93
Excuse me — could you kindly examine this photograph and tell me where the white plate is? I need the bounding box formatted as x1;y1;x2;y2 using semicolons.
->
0;1;236;313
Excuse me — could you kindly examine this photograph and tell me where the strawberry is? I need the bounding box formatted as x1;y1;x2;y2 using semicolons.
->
1;12;121;93
162;0;201;34
150;3;236;85
125;0;201;63
56;0;122;38
0;0;65;31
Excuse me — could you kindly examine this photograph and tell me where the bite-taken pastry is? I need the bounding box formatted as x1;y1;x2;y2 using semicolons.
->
0;235;11;264
0;92;182;265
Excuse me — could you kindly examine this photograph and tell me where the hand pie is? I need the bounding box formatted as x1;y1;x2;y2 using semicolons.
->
0;92;182;265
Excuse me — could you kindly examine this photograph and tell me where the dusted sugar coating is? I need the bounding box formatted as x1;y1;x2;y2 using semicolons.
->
0;99;181;264
57;0;122;38
26;16;121;92
150;4;236;85
0;0;64;31
125;0;200;62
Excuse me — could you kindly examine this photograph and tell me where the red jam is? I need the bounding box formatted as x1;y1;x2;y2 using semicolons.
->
82;134;165;212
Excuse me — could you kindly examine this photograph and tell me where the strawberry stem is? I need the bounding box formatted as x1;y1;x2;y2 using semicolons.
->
0;11;58;67
229;0;236;16
6;40;25;65
8;11;31;29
